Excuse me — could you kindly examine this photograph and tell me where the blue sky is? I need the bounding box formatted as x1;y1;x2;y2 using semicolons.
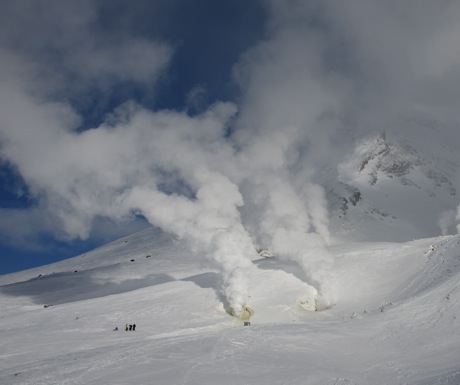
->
1;0;460;275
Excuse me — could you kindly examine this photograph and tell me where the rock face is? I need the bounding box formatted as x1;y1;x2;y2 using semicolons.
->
325;133;458;241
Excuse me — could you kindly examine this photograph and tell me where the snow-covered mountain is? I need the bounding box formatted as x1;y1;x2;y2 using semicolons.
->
2;226;460;384
327;131;458;242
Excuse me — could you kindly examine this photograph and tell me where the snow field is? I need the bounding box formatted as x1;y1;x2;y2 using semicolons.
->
1;228;460;384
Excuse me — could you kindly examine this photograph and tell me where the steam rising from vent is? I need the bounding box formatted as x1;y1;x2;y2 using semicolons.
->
0;77;336;313
0;0;340;313
240;175;336;308
7;103;334;313
12;0;460;311
122;169;257;316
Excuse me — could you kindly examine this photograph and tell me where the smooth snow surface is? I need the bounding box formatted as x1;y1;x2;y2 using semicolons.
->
1;227;460;384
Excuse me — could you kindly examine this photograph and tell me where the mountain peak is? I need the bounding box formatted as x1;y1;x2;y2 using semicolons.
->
327;134;458;241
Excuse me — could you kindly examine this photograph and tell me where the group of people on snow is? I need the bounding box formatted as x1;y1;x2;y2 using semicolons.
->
113;324;136;331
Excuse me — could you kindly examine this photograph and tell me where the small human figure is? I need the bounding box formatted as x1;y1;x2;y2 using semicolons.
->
125;323;129;331
129;324;133;331
132;324;136;331
113;327;119;331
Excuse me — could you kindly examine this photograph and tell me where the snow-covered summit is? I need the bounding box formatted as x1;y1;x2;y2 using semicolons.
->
339;134;455;192
327;133;458;242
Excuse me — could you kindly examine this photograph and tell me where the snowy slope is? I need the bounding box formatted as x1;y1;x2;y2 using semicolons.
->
2;227;460;384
